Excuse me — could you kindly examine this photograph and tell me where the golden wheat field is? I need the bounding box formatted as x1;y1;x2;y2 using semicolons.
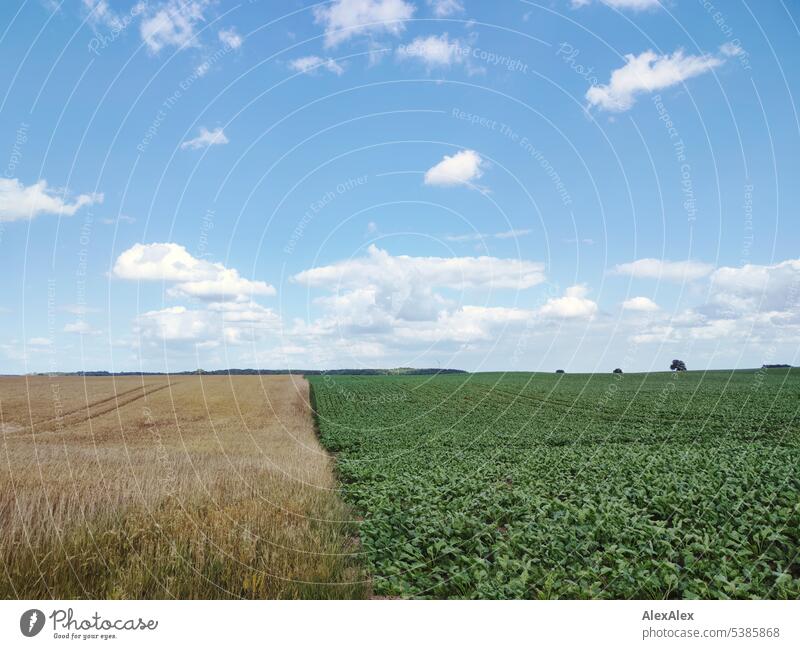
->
0;374;366;599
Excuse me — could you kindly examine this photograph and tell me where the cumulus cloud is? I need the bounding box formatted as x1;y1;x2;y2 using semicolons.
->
710;259;800;314
621;296;660;312
218;27;242;49
116;243;280;352
289;55;345;76
136;306;216;344
113;242;275;302
139;0;208;53
538;284;598;319
114;242;217;281
294;244;545;292
586;48;725;112
170;273;274;302
392;305;534;344
292;245;545;346
181;126;229;150
397;33;465;68
613;258;714;282
294;301;537;349
630;258;800;348
314;0;415;48
136;302;281;347
572;0;660;10
120;249;800;366
0;178;103;222
427;0;464;16
424;149;485;187
632;309;796;346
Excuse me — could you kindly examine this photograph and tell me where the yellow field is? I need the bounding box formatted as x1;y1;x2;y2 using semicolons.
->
0;375;366;599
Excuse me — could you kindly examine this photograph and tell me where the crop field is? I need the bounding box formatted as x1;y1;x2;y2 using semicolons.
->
3;370;797;600
0;375;365;599
309;369;800;599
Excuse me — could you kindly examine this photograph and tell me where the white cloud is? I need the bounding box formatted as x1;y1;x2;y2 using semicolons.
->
180;126;229;150
538;284;598;319
586;48;725;112
88;2;245;59
392;305;534;344
289;55;345;76
169;272;274;302
312;288;402;333
292;245;545;345
134;301;280;349
427;0;464;16
113;242;275;302
621;296;660;312
64;320;102;335
140;0;207;53
117;250;800;368
123;245;280;351
397;33;465;68
632;309;797;346
218;27;242;49
719;41;743;57
136;306;216;344
710;259;800;314
0;178;103;222
294;244;545;292
572;0;660;10
613;258;714;282
431;305;532;340
292;301;536;350
114;242;217;281
83;0;124;30
630;258;800;348
314;0;415;48
629;324;675;345
424;149;485;187
446;228;532;243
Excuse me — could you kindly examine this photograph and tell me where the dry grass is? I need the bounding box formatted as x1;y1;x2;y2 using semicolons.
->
0;375;367;599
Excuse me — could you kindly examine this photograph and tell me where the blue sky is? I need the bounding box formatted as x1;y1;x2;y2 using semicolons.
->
0;0;798;373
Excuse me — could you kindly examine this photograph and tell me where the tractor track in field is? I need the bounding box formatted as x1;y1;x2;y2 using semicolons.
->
14;382;175;434
27;384;150;424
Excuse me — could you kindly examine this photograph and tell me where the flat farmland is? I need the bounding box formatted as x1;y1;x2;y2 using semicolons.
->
0;375;365;599
309;369;800;599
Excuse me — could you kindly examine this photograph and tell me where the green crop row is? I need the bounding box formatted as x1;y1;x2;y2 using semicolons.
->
309;369;800;599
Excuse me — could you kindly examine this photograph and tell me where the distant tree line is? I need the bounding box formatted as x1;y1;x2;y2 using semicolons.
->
60;367;467;377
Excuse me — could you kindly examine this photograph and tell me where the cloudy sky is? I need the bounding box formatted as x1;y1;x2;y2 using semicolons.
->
0;0;798;373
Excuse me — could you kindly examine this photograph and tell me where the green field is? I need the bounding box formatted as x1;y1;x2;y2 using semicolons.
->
309;369;800;599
